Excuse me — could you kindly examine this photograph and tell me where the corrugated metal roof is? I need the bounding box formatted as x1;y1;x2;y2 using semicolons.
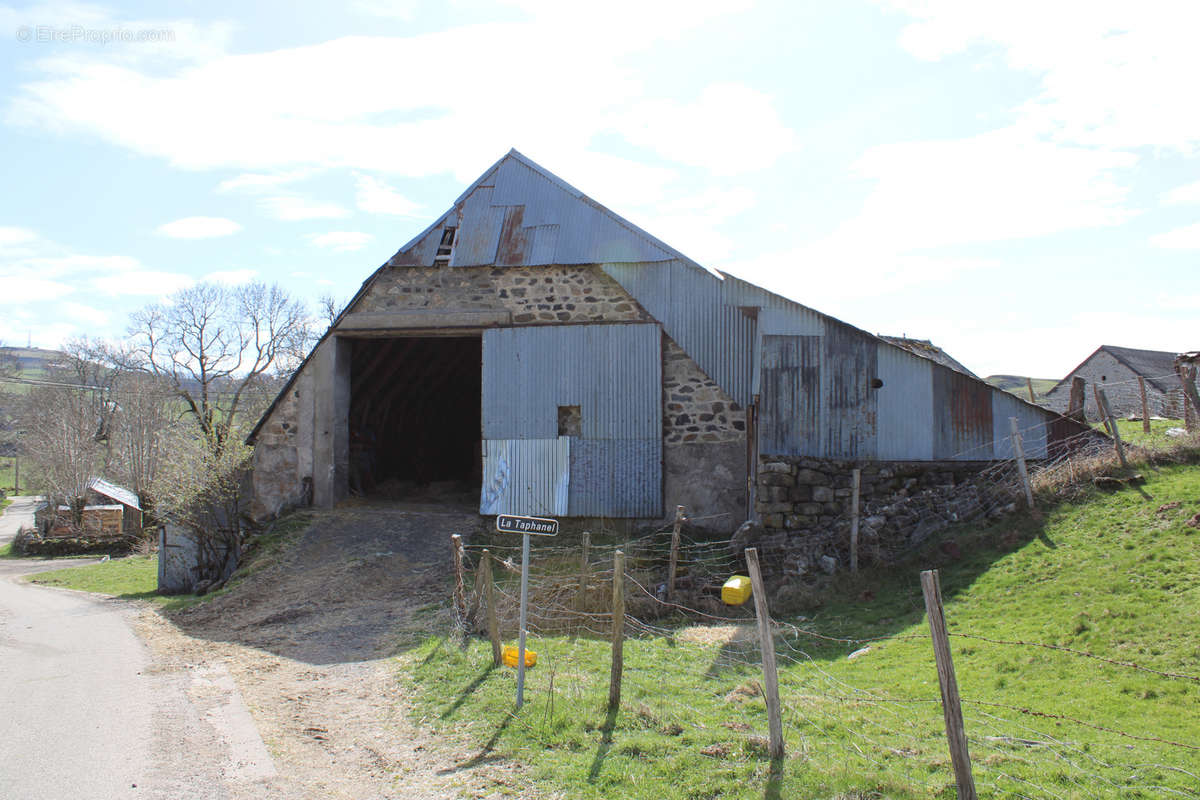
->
88;477;140;510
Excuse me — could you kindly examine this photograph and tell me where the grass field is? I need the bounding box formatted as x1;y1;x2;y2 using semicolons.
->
26;555;200;611
0;456;40;495
405;464;1200;799
1105;417;1188;450
985;375;1058;400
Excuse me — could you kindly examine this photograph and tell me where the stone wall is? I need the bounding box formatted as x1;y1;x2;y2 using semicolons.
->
738;457;1011;578
662;338;745;444
356;265;654;324
1043;351;1182;419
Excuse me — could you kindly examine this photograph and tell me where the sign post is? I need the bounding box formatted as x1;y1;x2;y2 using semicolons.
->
495;514;559;709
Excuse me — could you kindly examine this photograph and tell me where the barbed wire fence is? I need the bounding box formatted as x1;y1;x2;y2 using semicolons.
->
433;414;1200;797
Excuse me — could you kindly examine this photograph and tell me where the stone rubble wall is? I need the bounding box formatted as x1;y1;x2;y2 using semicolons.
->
736;456;1017;579
662;338;745;445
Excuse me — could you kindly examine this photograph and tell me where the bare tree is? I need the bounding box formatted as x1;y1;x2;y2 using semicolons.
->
317;292;346;329
20;345;121;529
129;281;312;454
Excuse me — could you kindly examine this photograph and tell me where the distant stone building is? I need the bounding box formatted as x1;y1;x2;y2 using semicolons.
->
35;477;142;539
1042;345;1183;419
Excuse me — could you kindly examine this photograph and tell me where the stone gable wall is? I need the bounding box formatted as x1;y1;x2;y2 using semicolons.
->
1043;350;1182;419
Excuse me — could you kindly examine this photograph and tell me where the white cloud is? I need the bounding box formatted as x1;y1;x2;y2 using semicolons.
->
216;169;315;194
838;126;1136;253
355;174;420;216
1163;180;1200;206
0;226;37;246
885;1;1200;152
352;0;419;20
258;196;350;221
61;301;109;327
1150;221;1200;250
307;231;374;252
157;216;243;238
90;270;195;296
205;269;258;284
0;275;74;304
614;83;797;175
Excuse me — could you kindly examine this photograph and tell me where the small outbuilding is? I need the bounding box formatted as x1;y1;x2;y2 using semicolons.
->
35;477;143;539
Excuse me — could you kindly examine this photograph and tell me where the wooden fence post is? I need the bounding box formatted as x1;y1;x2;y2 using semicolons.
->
745;547;784;759
849;468;861;573
1138;376;1151;434
1026;377;1036;403
608;549;625;711
1009;417;1035;510
1068;377;1087;423
1179;365;1200;433
1093;384;1111;435
451;534;465;628
667;505;684;601
12;456;18;495
920;569;978;800
483;549;501;666
1097;388;1128;469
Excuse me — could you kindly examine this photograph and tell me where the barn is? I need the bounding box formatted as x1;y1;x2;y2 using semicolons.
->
1041;345;1184;420
247;150;1088;531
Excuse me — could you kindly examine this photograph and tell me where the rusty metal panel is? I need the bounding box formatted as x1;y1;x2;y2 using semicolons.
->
932;368;995;459
759;335;820;456
495;205;530;266
567;439;661;517
876;343;934;460
822;322;878;459
450;186;502;266
992;391;1049;459
479;438;569;516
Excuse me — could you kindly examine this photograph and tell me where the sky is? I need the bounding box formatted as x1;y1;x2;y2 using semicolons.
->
0;0;1196;379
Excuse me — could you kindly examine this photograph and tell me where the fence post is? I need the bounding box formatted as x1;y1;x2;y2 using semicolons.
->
744;547;785;759
920;569;977;800
451;534;467;628
1009;417;1035;510
1068;377;1087;423
12;455;18;495
1093;384;1110;435
1179;365;1200;433
608;549;625;711
1026;377;1036;403
667;505;685;601
849;468;861;572
483;549;501;666
1097;388;1128;469
1138;376;1151;434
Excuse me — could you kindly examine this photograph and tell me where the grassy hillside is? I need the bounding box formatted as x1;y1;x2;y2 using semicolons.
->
406;464;1200;798
986;374;1059;400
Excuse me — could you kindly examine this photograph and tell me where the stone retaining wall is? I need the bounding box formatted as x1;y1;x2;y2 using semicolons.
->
736;457;1015;578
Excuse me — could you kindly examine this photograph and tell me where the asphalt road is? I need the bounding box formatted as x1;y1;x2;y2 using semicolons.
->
0;497;275;800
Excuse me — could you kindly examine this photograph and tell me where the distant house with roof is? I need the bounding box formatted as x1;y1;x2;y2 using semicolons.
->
1042;345;1183;419
35;477;143;539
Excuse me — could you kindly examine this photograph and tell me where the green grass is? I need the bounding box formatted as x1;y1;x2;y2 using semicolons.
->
1100;417;1187;449
27;554;199;611
0;497;10;513
985;375;1058;400
403;465;1200;798
0;456;40;495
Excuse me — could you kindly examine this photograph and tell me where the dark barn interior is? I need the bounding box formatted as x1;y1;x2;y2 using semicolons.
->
348;336;482;495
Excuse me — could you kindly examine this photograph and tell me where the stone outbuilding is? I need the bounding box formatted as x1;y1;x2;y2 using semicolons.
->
247;150;1089;534
1042;345;1184;420
35;477;143;538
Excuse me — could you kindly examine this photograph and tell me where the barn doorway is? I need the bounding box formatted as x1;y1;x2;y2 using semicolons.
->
347;336;482;499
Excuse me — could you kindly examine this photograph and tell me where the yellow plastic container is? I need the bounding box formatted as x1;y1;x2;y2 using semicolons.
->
502;645;537;668
722;575;753;606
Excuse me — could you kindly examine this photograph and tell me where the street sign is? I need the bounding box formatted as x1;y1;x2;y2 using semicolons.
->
495;514;559;536
493;513;559;710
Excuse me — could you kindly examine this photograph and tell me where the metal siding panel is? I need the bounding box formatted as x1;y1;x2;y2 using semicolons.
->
876;344;934;460
932;367;995;459
481;324;661;517
480;438;569;516
451;187;503;266
759;335;820;456
568;439;662;517
527;225;559;265
822;323;878;459
992;392;1050;459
